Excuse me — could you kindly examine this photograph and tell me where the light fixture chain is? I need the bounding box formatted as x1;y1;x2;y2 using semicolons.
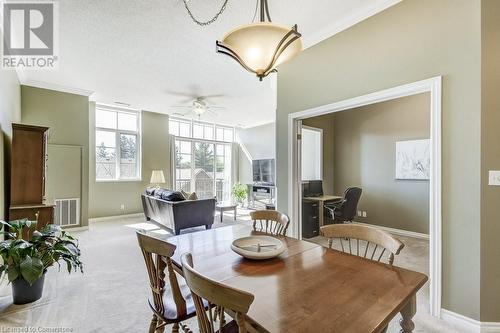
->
182;0;230;26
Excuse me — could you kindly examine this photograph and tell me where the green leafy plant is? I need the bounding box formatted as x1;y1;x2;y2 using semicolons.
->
232;183;247;204
0;219;83;285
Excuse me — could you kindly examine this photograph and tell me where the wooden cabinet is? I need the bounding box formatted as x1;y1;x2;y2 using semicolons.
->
9;204;55;238
10;124;49;205
9;123;54;233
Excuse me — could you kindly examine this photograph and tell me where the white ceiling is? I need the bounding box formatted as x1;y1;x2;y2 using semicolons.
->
19;0;399;128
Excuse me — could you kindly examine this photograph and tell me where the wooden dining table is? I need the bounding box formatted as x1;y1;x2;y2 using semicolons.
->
167;224;428;333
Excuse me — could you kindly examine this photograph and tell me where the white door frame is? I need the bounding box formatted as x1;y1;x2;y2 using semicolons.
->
287;76;442;318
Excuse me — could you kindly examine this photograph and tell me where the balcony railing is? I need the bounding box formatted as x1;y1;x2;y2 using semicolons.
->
176;179;229;201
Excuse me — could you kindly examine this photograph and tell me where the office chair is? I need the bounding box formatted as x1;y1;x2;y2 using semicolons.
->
324;187;362;224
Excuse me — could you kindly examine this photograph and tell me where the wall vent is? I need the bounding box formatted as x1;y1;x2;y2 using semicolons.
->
54;198;80;227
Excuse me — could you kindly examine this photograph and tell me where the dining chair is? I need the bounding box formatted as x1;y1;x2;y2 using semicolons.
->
136;230;196;333
181;253;255;333
249;210;290;236
320;224;404;265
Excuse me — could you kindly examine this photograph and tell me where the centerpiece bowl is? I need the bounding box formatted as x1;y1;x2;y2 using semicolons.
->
231;235;285;260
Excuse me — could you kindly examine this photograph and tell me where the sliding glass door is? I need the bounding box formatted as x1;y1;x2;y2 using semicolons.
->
174;138;232;201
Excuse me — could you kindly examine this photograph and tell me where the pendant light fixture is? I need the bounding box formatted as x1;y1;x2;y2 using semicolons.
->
216;0;302;81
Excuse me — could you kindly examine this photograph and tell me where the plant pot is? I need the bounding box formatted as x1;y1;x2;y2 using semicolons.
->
12;274;45;305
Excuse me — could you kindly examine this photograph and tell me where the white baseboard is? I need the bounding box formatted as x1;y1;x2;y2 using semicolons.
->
441;309;500;333
353;221;429;240
62;225;89;232
89;213;145;223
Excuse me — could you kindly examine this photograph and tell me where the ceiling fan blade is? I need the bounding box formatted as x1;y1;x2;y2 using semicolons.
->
164;90;195;97
172;110;193;117
207;109;219;117
201;94;225;100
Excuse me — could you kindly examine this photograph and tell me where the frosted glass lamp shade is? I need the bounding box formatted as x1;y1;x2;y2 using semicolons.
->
150;170;165;185
217;23;302;80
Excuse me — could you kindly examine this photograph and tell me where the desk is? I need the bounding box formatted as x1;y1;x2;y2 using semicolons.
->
168;224;427;333
303;195;342;227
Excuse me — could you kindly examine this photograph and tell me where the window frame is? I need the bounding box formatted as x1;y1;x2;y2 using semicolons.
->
95;105;142;182
173;136;233;201
169;117;234;143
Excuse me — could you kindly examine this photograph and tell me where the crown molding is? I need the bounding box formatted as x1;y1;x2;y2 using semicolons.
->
303;0;402;49
21;80;94;97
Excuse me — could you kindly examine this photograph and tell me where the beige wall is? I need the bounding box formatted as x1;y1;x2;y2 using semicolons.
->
276;0;481;320
0;68;21;220
333;93;430;234
480;0;500;322
21;86;90;226
302;115;334;195
88;102;170;218
236;123;275;185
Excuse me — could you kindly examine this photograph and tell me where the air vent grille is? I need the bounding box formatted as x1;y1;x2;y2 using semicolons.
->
54;198;80;226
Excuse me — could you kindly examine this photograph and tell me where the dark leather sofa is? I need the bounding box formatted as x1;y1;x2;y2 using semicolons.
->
141;187;215;235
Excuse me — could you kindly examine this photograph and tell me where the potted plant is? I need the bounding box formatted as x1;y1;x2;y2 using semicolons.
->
232;183;247;207
0;219;83;304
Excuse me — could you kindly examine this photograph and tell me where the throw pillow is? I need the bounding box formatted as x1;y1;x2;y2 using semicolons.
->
181;190;198;200
145;187;157;196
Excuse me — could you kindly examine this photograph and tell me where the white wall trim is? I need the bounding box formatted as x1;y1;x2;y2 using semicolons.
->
21;80;94;97
62;226;89;232
303;0;402;49
89;212;144;223
353;222;429;240
441;309;500;333
287;76;442;318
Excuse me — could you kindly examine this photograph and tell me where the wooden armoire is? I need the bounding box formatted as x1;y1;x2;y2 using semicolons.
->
9;123;55;231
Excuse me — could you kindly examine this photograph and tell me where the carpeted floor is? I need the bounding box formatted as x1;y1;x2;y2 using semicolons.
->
0;211;466;332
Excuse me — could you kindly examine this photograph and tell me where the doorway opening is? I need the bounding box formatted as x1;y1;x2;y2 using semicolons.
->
288;77;442;317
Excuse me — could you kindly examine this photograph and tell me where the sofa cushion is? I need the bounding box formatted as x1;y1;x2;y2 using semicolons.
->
156;188;186;202
181;190;198;200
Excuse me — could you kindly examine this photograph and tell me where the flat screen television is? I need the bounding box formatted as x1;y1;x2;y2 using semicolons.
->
252;159;275;185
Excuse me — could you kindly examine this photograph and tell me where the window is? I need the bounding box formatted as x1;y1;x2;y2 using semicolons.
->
216;125;234;142
95;106;141;181
169;118;191;137
169;118;234;143
174;138;232;201
169;118;234;201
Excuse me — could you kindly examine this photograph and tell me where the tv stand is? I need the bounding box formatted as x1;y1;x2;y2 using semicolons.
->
247;184;276;208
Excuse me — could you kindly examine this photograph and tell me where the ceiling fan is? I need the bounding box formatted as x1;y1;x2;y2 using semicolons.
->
170;97;226;119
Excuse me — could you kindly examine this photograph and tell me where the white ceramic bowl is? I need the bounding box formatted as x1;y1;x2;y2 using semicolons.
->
231;236;285;260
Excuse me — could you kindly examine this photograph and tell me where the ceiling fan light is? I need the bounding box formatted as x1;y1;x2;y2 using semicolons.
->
217;22;302;80
193;106;206;115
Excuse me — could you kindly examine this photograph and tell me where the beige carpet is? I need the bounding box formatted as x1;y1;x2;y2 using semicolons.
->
0;212;466;332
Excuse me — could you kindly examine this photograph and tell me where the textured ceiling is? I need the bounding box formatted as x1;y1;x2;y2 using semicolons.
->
19;0;399;127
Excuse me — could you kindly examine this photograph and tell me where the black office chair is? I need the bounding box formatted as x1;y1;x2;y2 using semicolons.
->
324;187;362;224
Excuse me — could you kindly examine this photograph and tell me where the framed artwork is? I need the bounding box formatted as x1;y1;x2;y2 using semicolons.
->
395;139;430;180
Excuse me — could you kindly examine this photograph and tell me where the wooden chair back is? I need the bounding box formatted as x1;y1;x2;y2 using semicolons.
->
136;230;187;318
320;224;404;265
181;253;255;333
250;210;290;236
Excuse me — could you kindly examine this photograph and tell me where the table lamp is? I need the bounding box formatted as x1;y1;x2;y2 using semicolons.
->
150;170;165;188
